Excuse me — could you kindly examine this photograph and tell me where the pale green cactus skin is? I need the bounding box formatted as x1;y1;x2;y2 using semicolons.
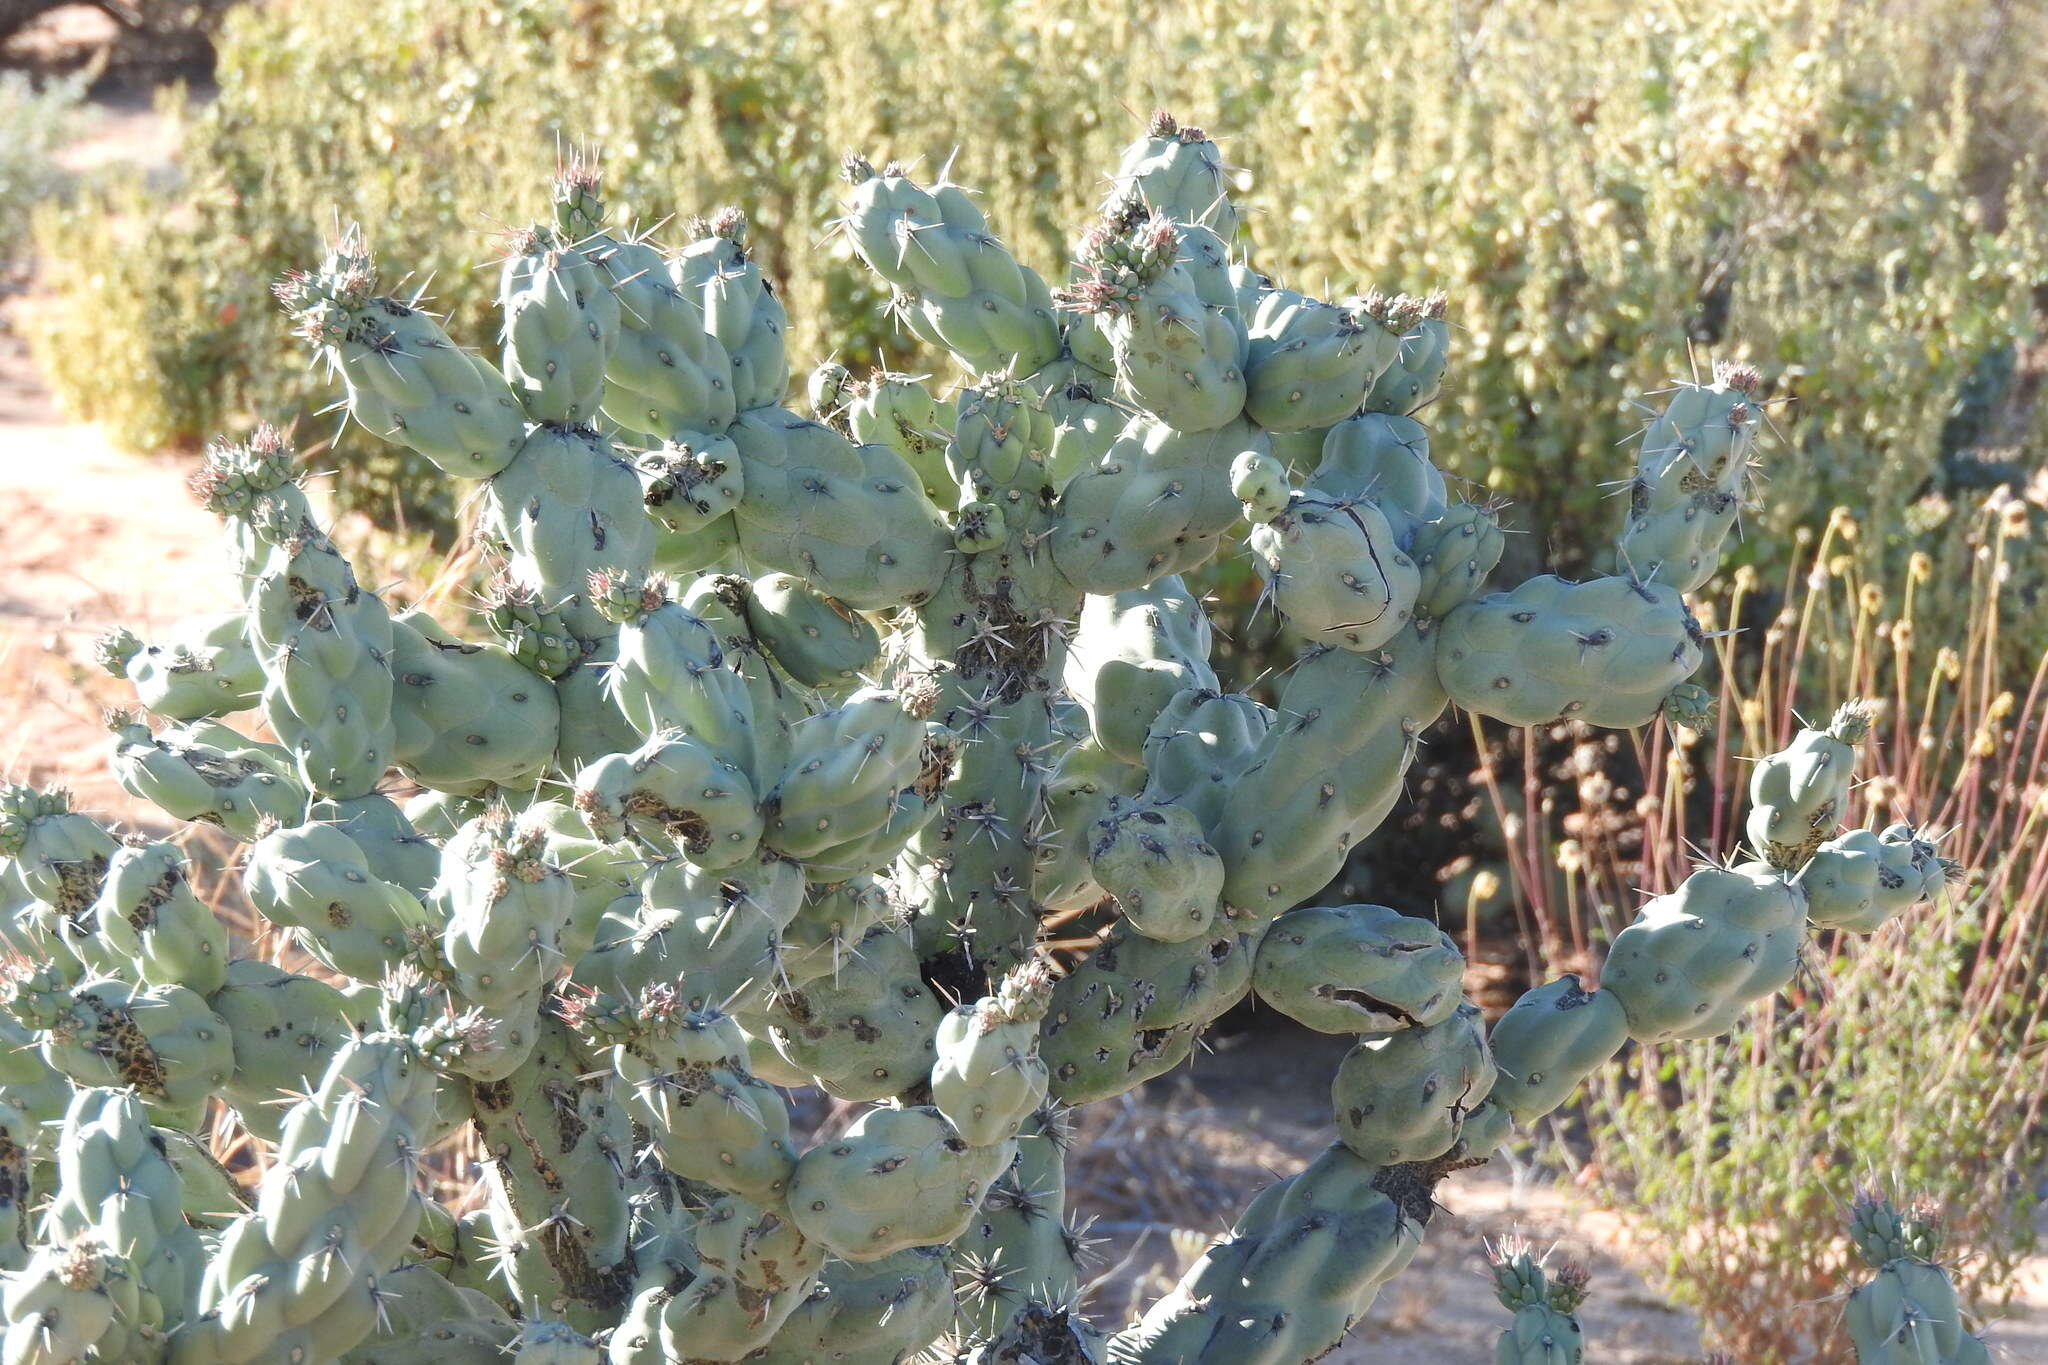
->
1748;700;1872;870
1600;862;1805;1044
1332;1001;1496;1165
1843;1194;1990;1365
1483;1239;1589;1365
1485;976;1630;1125
1802;823;1955;933
931;962;1054;1147
171;1033;444;1364
1108;1143;1422;1364
93;612;261;722
389;610;562;792
0;1239;156;1365
339;1262;516;1363
204;958;356;1144
83;840;228;996
0;119;1957;1365
0;1105;27;1275
241;502;399;800
243;820;434;985
1435;574;1704;729
952;1107;1082;1341
106;715;305;839
1614;362;1764;593
42;1089;205;1342
1085;801;1223;943
1251;903;1464;1035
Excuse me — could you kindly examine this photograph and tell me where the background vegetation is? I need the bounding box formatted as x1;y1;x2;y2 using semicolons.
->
0;64;85;262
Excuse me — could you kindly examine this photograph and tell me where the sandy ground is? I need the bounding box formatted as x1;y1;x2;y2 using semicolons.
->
0;322;233;824
2;71;2045;1365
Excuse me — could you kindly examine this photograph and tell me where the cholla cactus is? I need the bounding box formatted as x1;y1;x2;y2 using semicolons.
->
1841;1192;1990;1364
0;123;1963;1364
1485;1236;1590;1365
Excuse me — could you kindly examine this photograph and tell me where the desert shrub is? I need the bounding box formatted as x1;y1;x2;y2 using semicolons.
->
0;67;88;263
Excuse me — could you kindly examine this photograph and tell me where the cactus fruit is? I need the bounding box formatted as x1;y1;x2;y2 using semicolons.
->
610;1193;823;1362
1110;112;1239;243
1361;293;1451;417
748;1246;955;1365
1041;924;1255;1106
1084;802;1223;943
1244;288;1409;432
1061;209;1247;433
571;992;796;1206
756;924;942;1101
1614;360;1764;593
241;507;399;800
1136;687;1269;832
837;369;956;500
931;960;1055;1146
1064;576;1216;766
788;1105;1015;1259
0;1238;155;1364
389;610;561;791
1842;1192;1989;1365
499;225;621;427
841;159;1060;378
243;819;434;984
274;229;527;479
1748;700;1872;870
1;965;235;1131
1247;493;1421;652
204;958;356;1142
0;119;1961;1365
106;714;306;839
743;571;882;686
1311;410;1445;526
86;840;229;996
0;785;115;931
189;423;311;588
1486;1236;1589;1365
676;208;791;413
1210;627;1449;917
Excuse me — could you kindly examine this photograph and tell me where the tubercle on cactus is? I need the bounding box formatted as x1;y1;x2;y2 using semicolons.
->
1840;1190;1990;1364
0;112;1962;1365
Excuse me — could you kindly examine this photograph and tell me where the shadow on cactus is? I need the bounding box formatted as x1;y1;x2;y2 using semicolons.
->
0;121;1984;1363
